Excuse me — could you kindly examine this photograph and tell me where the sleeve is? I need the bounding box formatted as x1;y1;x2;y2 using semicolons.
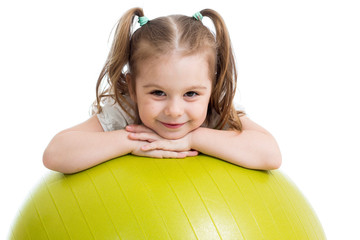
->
96;97;135;132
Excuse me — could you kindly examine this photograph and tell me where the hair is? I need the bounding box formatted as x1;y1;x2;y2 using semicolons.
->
94;7;244;130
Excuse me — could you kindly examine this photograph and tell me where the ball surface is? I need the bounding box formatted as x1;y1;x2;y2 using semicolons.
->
10;155;325;239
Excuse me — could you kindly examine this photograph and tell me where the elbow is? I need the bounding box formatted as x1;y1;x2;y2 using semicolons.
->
264;149;282;170
43;150;77;174
267;156;282;170
43;144;58;172
263;135;282;170
43;144;75;174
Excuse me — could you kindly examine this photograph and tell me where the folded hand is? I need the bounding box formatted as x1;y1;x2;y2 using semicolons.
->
126;124;198;158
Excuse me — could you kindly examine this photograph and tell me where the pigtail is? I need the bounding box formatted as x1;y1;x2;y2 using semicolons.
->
200;9;243;131
94;8;144;118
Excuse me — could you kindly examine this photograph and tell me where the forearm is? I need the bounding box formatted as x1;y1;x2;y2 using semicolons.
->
191;127;282;170
43;130;134;174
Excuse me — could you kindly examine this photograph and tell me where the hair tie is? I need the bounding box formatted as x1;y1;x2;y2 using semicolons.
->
193;12;203;21
138;16;149;26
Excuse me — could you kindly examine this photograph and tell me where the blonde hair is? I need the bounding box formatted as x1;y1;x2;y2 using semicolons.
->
94;8;244;130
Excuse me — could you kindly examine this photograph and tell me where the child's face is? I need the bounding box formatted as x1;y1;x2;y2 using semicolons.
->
132;53;212;140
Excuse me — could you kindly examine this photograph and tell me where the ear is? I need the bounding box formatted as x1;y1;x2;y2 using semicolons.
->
126;73;136;102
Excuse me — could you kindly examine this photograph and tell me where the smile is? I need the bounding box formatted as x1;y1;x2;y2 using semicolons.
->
160;122;185;129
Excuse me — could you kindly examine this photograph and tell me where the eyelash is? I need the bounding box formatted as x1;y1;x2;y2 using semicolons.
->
150;90;199;98
184;91;199;97
150;90;166;97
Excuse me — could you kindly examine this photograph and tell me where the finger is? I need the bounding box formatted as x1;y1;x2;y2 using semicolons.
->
185;150;199;157
161;150;198;158
141;141;172;151
128;132;161;142
126;124;154;133
141;140;190;152
159;151;188;159
146;150;187;159
125;125;135;132
174;150;198;157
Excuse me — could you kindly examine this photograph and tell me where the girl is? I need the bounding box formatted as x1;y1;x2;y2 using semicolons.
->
43;8;282;174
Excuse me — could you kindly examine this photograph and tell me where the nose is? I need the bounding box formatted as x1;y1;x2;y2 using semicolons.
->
164;98;184;118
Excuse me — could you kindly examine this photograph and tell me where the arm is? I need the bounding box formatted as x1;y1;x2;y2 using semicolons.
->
129;116;282;170
43;115;134;174
43;115;197;174
191;116;282;170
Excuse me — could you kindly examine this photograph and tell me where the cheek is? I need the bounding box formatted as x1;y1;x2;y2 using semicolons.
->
189;101;209;121
137;99;160;121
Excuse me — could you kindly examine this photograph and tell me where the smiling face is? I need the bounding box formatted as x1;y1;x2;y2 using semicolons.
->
130;53;212;140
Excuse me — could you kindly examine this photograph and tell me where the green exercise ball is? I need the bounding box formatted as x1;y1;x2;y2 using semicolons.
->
10;155;325;239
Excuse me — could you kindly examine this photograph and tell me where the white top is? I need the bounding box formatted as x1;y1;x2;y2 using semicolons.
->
96;96;245;132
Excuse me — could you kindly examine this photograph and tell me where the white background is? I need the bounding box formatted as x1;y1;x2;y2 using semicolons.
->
1;0;359;239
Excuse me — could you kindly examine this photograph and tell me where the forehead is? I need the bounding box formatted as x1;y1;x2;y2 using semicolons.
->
136;53;212;89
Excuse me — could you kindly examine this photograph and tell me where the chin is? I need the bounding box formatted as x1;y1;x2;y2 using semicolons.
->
157;131;187;140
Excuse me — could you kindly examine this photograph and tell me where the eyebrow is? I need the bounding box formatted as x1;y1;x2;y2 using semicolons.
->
142;84;208;90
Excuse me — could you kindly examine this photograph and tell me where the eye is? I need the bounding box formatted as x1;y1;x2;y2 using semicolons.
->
150;90;166;97
184;91;199;98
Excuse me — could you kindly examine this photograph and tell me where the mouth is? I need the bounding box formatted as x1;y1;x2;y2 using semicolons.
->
160;122;185;129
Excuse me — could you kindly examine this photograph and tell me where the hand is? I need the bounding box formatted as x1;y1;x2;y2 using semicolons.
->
126;124;198;158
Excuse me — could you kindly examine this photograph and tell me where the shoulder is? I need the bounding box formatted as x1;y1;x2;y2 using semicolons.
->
96;96;136;131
